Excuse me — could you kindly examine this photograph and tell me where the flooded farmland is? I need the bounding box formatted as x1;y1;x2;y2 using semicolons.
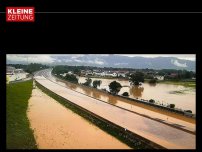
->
78;77;196;114
27;86;130;149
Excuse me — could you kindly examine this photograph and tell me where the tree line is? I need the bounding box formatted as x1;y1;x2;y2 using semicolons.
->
7;63;49;74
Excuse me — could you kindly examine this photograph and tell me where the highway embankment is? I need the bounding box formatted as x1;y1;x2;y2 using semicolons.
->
6;80;37;149
35;80;163;149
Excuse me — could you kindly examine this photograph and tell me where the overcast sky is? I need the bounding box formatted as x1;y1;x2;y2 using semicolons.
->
6;54;196;64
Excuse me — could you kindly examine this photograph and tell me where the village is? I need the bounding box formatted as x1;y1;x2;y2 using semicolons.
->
57;67;195;82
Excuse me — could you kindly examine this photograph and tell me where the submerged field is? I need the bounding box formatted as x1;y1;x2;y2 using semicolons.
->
158;80;196;88
6;80;37;149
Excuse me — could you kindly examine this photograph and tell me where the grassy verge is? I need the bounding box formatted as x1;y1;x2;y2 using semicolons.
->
6;80;37;149
35;81;164;149
158;80;196;88
144;79;196;88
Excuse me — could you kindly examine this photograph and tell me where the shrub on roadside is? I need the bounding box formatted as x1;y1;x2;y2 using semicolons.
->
149;99;155;104
122;92;129;96
169;104;175;108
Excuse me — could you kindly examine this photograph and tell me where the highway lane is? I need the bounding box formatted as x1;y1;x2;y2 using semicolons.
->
34;69;195;149
42;69;195;133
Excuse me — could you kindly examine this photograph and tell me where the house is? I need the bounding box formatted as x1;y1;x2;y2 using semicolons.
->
6;66;15;75
93;71;105;77
117;71;129;78
154;75;164;80
85;70;93;76
170;73;178;77
15;69;24;73
164;73;178;80
105;71;117;77
60;73;68;77
68;71;73;75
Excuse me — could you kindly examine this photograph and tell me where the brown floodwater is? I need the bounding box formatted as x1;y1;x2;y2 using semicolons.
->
34;72;196;149
27;86;130;149
78;77;196;114
41;70;195;129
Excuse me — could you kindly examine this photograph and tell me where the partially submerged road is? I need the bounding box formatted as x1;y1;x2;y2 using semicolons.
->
43;69;196;133
28;85;130;149
34;69;195;149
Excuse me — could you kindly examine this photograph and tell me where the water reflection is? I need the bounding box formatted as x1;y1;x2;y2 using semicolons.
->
68;83;77;90
51;75;195;114
79;86;92;96
108;96;118;105
92;91;101;99
129;86;144;98
148;83;157;87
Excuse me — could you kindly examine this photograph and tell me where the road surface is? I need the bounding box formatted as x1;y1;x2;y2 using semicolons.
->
34;69;195;149
41;69;195;133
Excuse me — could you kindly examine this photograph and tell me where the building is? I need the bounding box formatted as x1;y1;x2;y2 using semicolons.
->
105;71;117;77
15;69;24;73
117;71;129;78
155;75;164;80
6;66;15;75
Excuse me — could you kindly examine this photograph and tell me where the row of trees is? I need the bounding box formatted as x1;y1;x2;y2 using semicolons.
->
62;72;145;95
8;63;49;74
60;72;184;110
159;69;195;79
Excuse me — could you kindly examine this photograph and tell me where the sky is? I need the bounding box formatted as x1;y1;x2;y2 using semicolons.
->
6;54;196;64
117;54;196;61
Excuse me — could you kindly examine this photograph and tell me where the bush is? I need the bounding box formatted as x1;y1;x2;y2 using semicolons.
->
93;80;102;88
64;74;78;83
169;104;175;108
122;92;129;96
109;81;122;95
82;78;92;87
129;72;144;86
184;110;192;113
149;79;157;84
149;99;155;104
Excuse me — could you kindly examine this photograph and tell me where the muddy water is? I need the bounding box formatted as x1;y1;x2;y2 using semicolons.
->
78;77;196;114
34;75;196;149
49;74;195;125
27;87;130;149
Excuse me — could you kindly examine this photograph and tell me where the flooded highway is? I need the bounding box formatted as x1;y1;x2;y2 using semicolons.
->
43;69;195;132
34;69;196;149
28;85;130;149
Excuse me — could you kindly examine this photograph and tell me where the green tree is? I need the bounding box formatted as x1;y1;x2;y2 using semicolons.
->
149;78;157;84
129;72;144;85
169;104;175;108
109;81;122;95
73;69;81;76
122;92;129;96
64;74;78;83
184;110;192;113
83;78;92;86
149;99;155;104
92;80;102;88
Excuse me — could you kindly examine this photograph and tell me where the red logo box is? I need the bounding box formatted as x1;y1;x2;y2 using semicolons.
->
6;7;35;22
